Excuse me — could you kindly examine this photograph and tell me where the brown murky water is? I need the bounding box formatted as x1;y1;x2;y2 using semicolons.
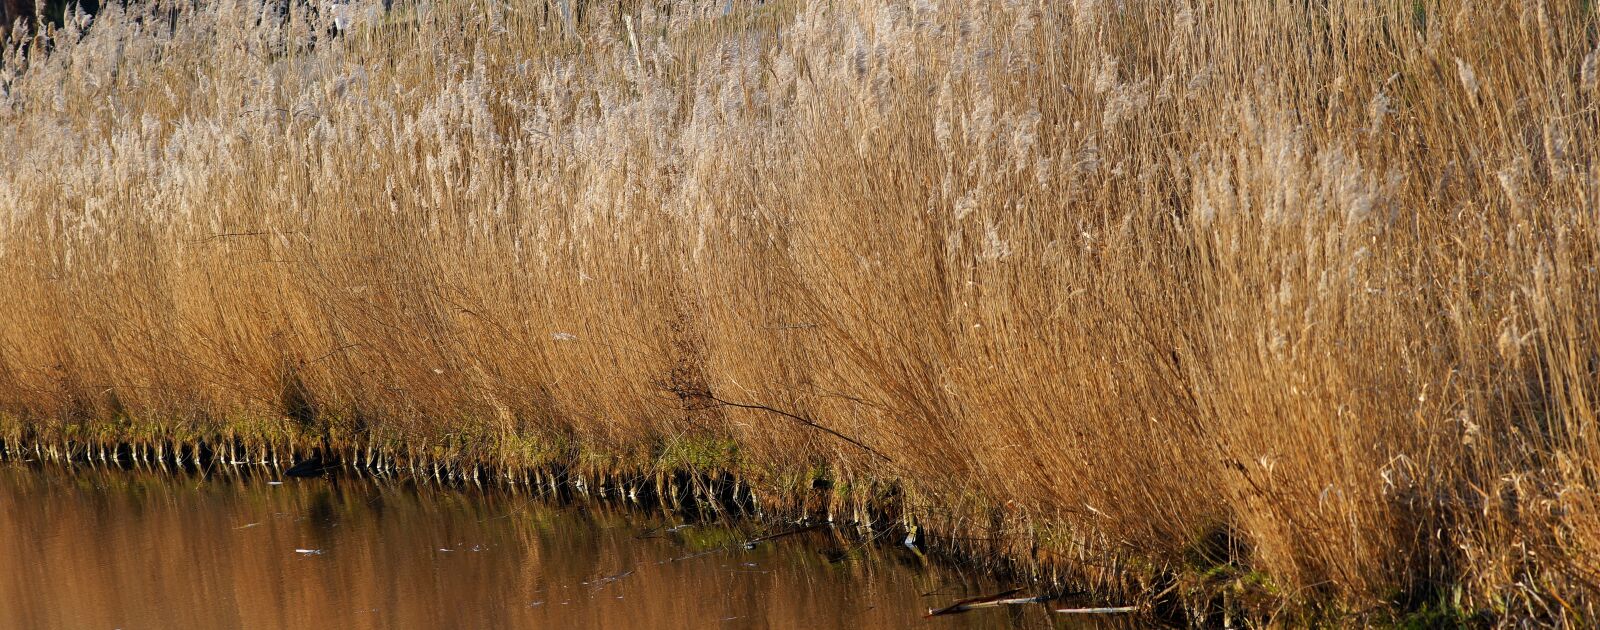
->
0;463;1121;629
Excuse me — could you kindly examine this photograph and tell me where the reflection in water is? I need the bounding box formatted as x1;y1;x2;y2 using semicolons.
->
0;463;1107;629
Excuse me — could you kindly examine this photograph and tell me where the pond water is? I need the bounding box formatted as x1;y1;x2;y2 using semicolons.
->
0;463;1121;629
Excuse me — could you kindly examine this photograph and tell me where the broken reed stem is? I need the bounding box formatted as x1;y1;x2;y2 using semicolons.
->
700;393;893;464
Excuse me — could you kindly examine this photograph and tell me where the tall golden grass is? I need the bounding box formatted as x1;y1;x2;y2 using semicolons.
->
2;0;1598;622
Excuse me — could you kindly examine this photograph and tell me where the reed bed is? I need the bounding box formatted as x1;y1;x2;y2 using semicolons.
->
2;0;1598;623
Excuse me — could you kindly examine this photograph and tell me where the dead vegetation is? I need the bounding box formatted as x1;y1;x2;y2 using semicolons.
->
2;0;1599;623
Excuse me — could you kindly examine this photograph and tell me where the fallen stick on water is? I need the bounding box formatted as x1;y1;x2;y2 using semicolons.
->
1054;606;1138;614
926;588;1039;616
741;522;825;548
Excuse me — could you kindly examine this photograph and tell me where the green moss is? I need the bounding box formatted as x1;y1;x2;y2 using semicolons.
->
1379;584;1499;629
1393;598;1475;629
655;434;739;472
494;429;569;468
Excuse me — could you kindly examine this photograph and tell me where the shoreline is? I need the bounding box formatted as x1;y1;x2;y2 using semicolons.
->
0;426;1187;622
0;422;1451;627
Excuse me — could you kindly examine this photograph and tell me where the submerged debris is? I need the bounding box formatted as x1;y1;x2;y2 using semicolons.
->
284;453;333;478
586;569;635;592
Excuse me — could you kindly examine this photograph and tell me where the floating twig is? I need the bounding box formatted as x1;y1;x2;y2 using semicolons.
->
742;522;825;548
588;569;635;592
1054;606;1138;614
926;588;1038;616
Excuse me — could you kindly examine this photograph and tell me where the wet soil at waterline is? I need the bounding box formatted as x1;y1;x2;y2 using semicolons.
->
0;463;1132;629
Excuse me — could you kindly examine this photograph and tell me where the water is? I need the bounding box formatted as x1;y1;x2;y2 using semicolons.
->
0;463;1111;629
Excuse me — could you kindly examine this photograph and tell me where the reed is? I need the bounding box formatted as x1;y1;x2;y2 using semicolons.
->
2;0;1598;623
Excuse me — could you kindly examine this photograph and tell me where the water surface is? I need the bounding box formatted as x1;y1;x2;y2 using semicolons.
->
0;463;1107;629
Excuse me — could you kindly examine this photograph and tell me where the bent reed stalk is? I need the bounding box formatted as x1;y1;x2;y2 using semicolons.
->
2;0;1599;624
